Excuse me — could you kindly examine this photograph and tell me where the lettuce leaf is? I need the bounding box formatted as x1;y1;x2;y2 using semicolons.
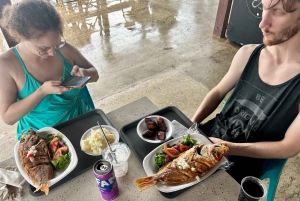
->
42;133;64;144
154;152;166;169
56;133;64;142
182;134;197;147
51;152;71;170
42;134;55;144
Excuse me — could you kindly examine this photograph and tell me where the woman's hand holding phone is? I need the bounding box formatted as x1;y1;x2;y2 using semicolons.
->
40;80;71;95
70;65;87;77
60;76;91;88
63;65;91;88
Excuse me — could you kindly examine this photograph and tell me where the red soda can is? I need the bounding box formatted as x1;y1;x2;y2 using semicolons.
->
93;159;119;200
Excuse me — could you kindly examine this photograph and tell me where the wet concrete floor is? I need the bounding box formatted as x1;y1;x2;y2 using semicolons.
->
0;0;299;200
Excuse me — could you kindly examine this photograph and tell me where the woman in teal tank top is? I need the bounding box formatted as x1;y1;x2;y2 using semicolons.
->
0;1;99;140
14;47;93;139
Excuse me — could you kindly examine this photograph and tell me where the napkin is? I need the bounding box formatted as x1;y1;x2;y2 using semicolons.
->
0;166;25;200
171;120;202;138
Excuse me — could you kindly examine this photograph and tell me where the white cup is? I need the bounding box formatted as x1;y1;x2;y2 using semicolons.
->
103;142;131;177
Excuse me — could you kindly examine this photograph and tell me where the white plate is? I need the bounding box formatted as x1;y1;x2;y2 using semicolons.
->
142;134;228;193
80;125;120;156
136;115;173;143
14;127;78;188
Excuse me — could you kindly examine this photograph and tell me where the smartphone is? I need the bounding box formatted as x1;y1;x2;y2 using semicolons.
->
60;76;91;88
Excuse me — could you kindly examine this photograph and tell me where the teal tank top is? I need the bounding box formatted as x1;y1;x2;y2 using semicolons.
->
13;47;92;140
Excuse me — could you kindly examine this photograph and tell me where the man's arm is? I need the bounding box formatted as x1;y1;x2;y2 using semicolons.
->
210;110;300;159
191;44;260;123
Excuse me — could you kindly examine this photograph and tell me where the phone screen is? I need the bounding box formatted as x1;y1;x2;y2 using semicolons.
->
60;76;91;88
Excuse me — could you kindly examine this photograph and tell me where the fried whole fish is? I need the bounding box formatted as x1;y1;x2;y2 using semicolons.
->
19;128;53;195
134;142;229;191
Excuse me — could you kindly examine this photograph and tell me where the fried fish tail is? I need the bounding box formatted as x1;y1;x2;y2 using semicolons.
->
29;163;53;195
134;176;158;191
34;184;49;195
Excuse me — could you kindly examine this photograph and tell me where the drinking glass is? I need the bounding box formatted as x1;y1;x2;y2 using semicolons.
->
238;176;267;201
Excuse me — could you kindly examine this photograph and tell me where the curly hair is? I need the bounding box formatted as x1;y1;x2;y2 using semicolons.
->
0;0;63;42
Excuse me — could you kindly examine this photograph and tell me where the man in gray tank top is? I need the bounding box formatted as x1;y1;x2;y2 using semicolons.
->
192;0;300;183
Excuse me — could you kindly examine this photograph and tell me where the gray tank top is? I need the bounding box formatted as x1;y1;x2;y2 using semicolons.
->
208;44;300;142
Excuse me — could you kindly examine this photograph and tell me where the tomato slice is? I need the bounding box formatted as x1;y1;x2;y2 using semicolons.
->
49;137;59;156
53;146;68;161
179;143;190;153
163;143;180;158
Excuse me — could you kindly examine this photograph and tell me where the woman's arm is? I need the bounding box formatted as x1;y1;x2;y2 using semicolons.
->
60;42;99;82
0;53;71;125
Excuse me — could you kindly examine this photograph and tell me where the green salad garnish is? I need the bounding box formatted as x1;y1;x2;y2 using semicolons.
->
42;132;70;170
154;134;197;170
42;133;64;144
51;152;71;170
154;152;167;169
181;134;197;147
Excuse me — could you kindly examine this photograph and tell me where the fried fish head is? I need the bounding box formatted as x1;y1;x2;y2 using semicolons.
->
19;128;40;151
19;128;40;165
201;142;229;161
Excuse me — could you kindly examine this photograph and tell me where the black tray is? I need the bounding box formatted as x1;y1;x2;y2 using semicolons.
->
28;109;115;196
119;106;194;199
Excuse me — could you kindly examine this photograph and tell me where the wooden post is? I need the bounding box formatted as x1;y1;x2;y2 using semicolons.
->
213;0;233;38
0;0;18;48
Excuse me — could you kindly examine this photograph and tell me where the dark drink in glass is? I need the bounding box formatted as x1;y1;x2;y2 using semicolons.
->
238;176;267;201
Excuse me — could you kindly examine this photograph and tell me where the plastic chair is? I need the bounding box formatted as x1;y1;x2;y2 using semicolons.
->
260;158;288;201
79;86;95;109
